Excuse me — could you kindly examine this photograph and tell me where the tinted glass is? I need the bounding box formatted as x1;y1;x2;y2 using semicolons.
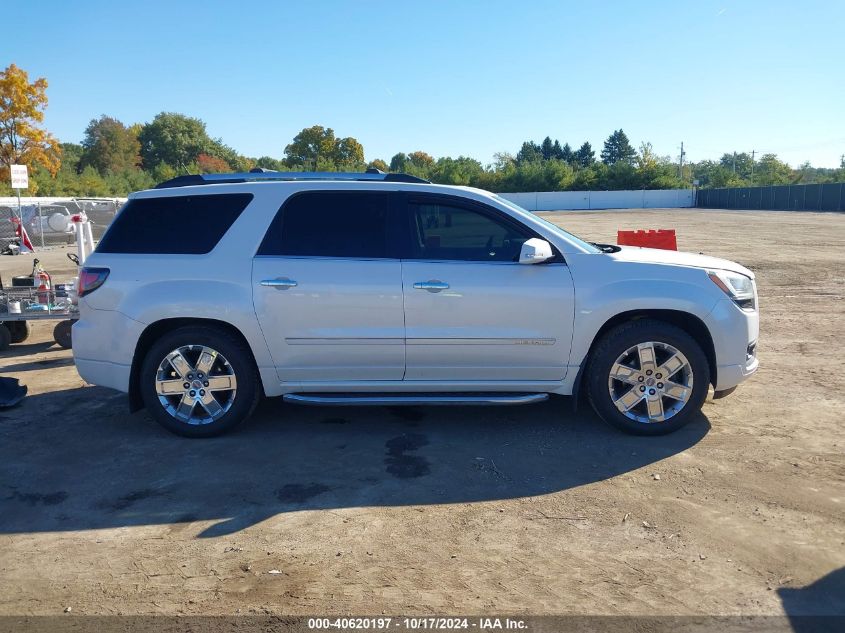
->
492;194;598;254
409;202;530;262
259;191;390;258
97;194;252;254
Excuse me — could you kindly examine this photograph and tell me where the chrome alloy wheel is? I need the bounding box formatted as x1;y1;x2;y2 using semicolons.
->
155;345;237;425
607;341;693;424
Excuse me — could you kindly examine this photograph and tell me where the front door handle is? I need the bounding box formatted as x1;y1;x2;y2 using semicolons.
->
260;278;298;289
413;280;449;292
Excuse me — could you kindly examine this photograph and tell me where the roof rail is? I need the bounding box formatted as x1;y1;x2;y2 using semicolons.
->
154;169;430;189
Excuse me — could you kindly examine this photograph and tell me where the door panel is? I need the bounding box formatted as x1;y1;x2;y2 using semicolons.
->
402;260;574;381
400;195;575;382
253;257;404;382
251;190;405;383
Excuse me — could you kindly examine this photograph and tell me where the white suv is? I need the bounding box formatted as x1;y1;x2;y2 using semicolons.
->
72;170;759;437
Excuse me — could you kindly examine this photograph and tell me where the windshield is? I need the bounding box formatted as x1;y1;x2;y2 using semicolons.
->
491;195;601;254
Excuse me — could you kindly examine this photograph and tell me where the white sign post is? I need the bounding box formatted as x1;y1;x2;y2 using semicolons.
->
10;164;28;221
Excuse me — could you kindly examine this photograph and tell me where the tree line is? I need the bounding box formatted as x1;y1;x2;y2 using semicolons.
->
1;64;843;198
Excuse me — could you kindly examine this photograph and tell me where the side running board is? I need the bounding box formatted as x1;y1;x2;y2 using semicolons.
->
282;393;549;406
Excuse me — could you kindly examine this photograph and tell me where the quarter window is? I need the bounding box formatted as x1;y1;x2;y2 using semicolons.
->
408;202;530;262
259;191;390;258
97;194;253;254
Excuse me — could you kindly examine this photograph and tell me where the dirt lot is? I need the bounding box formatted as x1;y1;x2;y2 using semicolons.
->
0;209;843;618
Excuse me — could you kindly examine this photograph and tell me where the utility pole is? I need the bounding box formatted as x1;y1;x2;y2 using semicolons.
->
733;151;737;174
679;142;685;179
751;150;755;182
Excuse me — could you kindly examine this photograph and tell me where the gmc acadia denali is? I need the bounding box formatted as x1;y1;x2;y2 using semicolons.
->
72;170;759;437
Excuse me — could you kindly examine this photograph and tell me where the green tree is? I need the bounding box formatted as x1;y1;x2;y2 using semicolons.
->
572;165;599;190
431;156;484;185
255;156;285;171
284;125;337;168
718;152;754;180
693;160;746;188
601;129;636;165
284;125;365;170
59;142;83;174
754;153;792;185
77;165;108;196
80;115;140;174
408;150;434;167
574;142;595;167
207;139;251;171
559;142;574;164
367;158;389;172
541;136;555;160
492;152;515;170
401;150;435;179
389;152;408;172
138;112;212;170
516;141;542;164
334;136;365;169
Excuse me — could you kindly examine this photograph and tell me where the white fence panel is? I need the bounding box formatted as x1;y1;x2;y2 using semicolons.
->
500;192;537;209
535;191;589;210
642;189;694;208
499;189;694;211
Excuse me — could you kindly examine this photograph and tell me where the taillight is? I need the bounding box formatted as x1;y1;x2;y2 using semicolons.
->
78;267;110;297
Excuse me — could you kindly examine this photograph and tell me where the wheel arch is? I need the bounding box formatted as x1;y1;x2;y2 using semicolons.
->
573;309;717;405
128;317;264;412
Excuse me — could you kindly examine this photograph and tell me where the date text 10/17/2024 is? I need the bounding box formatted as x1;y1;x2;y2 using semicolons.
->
308;617;528;630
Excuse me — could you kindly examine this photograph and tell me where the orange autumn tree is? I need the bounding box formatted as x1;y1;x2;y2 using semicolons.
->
196;153;231;174
0;64;61;192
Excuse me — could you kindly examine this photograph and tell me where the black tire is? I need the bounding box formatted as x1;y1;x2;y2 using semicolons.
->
53;320;74;349
139;325;260;438
0;324;10;351
586;319;710;436
7;320;32;344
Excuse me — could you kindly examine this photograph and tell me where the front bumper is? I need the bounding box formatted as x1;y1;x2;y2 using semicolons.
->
704;299;759;391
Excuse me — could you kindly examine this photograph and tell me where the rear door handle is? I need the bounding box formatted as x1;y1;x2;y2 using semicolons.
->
413;280;449;292
260;278;298;289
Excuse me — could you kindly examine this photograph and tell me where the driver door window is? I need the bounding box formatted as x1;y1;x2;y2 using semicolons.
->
409;202;529;262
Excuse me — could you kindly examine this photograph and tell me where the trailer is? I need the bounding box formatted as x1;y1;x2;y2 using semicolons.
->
0;284;77;350
0;212;95;351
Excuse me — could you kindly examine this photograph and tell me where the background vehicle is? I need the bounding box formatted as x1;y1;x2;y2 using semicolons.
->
72;171;759;437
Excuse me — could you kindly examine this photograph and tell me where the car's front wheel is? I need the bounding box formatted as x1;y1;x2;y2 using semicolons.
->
140;325;260;437
586;319;710;435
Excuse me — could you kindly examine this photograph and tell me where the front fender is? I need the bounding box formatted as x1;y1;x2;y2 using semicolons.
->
566;254;722;368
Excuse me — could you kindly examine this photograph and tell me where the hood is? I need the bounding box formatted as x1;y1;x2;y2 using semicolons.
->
608;246;754;279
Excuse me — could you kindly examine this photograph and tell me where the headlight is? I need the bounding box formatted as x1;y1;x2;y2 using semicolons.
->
708;269;756;311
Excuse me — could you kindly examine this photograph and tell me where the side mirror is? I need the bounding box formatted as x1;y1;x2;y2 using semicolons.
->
518;238;554;264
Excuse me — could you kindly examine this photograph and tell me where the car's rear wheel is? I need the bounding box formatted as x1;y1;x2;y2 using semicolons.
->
140;325;260;437
586;319;710;435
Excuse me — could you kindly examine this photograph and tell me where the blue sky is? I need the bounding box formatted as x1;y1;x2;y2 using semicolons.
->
4;0;844;167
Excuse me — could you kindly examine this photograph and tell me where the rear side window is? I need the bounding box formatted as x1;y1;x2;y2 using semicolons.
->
96;194;253;254
258;191;390;258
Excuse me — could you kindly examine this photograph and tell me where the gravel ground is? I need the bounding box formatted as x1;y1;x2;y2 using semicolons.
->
0;209;843;618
